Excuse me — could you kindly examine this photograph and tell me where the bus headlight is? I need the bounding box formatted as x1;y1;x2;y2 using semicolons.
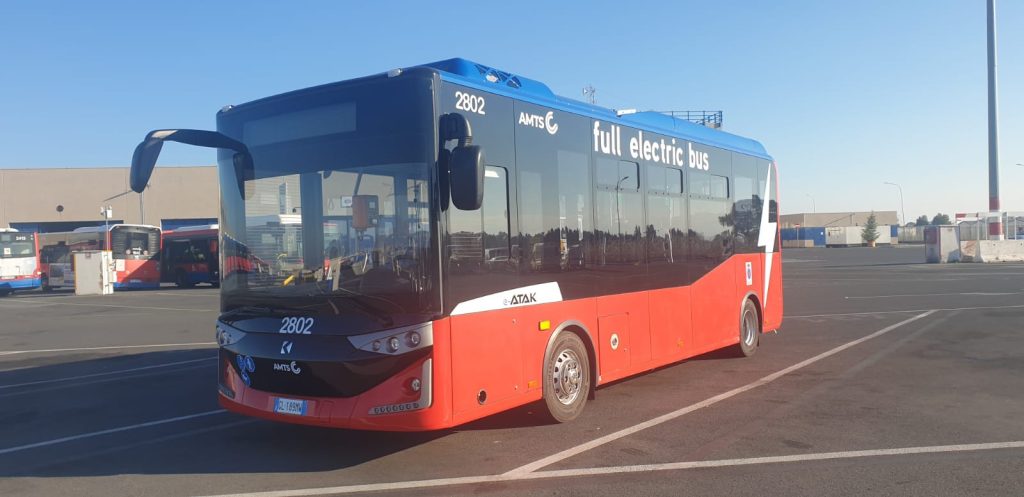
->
216;325;246;346
349;323;433;356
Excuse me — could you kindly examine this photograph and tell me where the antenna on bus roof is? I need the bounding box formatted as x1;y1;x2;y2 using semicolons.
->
582;85;596;104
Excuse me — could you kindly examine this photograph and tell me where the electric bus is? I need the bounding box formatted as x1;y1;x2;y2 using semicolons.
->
38;224;162;290
129;58;781;431
162;224;220;287
0;228;41;295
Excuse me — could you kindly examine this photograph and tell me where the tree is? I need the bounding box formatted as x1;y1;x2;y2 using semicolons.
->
931;213;951;225
862;212;880;245
914;215;929;227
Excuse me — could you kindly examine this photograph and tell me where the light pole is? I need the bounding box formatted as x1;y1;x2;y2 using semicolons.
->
806;193;816;213
986;0;1002;239
883;182;906;226
615;175;630;240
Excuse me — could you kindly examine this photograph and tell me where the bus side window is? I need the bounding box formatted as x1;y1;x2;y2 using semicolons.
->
448;165;510;268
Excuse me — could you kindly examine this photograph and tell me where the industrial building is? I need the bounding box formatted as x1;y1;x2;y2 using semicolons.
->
0;166;218;232
779;211;899;229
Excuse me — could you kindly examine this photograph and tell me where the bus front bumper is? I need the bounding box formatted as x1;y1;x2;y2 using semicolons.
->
0;277;41;290
218;352;444;431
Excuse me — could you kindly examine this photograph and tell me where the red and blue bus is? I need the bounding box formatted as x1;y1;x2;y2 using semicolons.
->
0;228;41;295
38;224;162;290
162;224;220;287
129;58;781;430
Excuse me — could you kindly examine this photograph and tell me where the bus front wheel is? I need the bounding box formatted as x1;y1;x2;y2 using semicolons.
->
543;332;590;423
736;299;760;357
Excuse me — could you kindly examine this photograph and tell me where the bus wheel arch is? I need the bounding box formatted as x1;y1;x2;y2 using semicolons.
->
736;293;762;357
541;321;596;422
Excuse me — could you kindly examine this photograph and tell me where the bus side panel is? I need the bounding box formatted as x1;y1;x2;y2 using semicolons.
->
649;286;693;363
449;298;597;425
689;259;741;356
763;249;784;332
734;253;764;312
449;306;526;419
595;292;650;384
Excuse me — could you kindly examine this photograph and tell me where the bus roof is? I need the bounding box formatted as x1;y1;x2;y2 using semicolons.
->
0;228;17;232
71;224;161;233
169;224;219;233
221;58;771;161
420;58;771;161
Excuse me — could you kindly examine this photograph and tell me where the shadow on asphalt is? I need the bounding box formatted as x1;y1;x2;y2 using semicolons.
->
0;348;556;478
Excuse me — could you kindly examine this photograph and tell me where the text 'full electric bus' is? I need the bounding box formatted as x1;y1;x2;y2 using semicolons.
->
130;58;781;431
0;228;41;295
38;224;162;290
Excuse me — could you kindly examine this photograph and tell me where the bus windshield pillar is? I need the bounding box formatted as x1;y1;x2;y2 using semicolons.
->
299;173;325;271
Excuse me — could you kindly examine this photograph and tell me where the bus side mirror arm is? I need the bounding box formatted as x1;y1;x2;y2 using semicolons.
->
130;129;253;198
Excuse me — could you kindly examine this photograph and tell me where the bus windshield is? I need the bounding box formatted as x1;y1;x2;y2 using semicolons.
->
0;233;35;258
216;76;439;332
110;226;160;259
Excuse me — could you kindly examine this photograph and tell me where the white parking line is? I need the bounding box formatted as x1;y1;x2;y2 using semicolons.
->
195;440;1024;497
504;310;936;475
0;409;227;456
788;303;1024;319
845;291;1021;299
0;356;216;389
0;300;215;312
0;342;216;356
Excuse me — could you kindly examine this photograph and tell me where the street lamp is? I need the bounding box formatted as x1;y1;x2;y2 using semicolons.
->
883;182;906;226
806;193;816;213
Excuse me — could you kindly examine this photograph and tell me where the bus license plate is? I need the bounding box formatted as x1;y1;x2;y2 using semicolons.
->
274;397;307;416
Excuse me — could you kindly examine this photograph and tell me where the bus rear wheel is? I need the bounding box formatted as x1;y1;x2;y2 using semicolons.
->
543;332;590;423
736;299;760;357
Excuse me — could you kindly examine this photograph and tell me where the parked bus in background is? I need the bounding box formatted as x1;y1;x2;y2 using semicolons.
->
128;58;781;431
38;224;161;291
0;228;41;296
162;224;220;287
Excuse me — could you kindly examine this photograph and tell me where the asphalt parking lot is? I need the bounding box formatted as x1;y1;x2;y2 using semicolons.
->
1;246;1023;497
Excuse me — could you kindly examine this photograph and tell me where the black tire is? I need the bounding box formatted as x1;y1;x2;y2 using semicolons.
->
175;270;195;288
0;290;10;297
41;275;52;292
736;299;760;357
542;332;590;423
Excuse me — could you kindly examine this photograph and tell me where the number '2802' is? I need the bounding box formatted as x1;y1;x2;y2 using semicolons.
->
279;317;314;334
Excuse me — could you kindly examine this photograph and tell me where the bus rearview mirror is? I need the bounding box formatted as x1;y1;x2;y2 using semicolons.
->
449;145;484;211
130;129;253;198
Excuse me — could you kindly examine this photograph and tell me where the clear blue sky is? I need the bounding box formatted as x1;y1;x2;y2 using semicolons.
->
2;1;1021;220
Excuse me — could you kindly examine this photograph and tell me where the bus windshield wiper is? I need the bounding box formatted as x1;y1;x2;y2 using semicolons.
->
305;281;395;327
219;304;301;322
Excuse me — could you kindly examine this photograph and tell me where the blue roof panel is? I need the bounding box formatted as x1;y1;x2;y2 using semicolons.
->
418;58;770;160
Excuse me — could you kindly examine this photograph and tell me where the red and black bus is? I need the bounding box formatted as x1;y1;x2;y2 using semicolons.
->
161;224;220;287
129;58;781;431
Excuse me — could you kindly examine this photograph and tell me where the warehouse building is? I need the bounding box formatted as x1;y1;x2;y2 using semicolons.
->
780;211;899;229
0;166;218;232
